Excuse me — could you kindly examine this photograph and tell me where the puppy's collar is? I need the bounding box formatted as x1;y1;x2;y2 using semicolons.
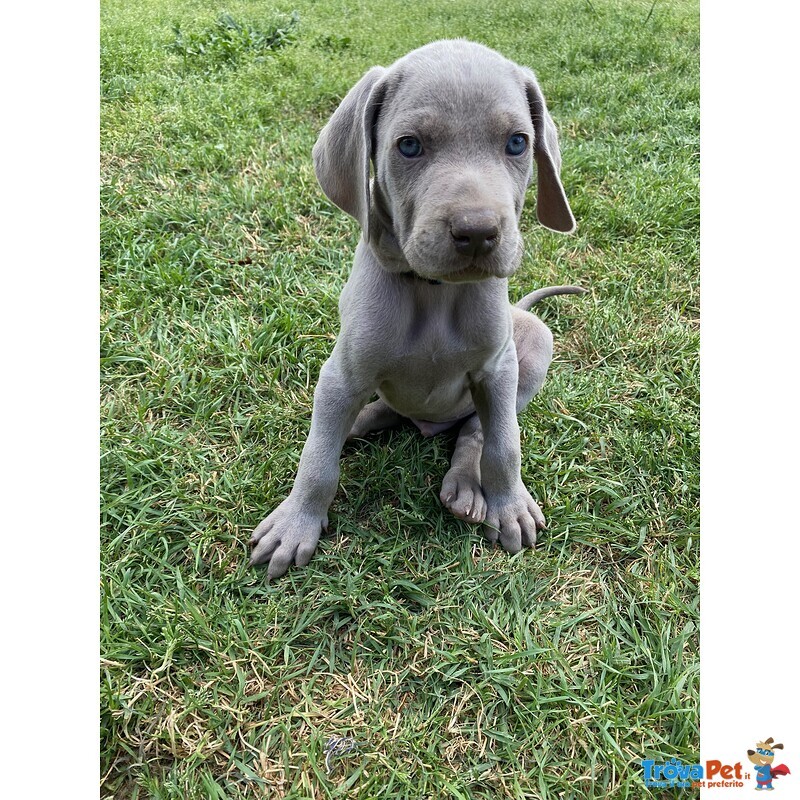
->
402;271;442;286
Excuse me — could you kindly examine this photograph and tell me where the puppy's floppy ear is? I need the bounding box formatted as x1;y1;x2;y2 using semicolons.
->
519;67;576;234
312;66;387;240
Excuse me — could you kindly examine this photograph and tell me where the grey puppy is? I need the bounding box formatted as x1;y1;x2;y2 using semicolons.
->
250;40;583;579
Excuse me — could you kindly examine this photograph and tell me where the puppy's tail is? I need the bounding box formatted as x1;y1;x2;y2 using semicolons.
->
515;285;587;311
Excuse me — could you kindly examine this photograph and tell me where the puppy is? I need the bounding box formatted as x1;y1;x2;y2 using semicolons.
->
250;40;581;579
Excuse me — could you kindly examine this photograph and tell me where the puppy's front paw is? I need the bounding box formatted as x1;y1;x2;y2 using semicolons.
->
249;498;327;580
484;485;546;553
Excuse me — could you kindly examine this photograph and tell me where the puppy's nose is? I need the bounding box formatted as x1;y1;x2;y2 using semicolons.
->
450;211;499;257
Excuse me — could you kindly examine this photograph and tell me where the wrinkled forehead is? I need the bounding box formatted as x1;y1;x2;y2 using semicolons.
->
380;45;531;137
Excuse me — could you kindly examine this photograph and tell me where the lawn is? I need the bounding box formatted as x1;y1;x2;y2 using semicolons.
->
100;0;700;797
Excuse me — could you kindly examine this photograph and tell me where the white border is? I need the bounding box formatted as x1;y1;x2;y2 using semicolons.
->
2;2;100;795
701;0;799;795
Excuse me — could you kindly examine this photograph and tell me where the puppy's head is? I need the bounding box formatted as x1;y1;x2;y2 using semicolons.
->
312;40;575;283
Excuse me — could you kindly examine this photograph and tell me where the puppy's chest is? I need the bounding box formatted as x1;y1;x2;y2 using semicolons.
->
340;276;511;384
392;309;495;371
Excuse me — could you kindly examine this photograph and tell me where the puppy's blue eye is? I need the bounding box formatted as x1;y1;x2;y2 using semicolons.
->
398;137;423;158
505;134;528;156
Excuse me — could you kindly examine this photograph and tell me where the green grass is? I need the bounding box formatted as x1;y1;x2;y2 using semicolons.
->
100;0;699;797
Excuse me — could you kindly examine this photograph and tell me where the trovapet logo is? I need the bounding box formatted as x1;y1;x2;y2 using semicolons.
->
641;758;743;790
641;737;791;791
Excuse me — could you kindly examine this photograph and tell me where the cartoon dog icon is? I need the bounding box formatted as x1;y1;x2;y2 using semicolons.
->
747;738;791;790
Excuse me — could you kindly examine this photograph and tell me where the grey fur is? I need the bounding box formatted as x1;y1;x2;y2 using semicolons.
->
250;40;583;579
516;285;587;311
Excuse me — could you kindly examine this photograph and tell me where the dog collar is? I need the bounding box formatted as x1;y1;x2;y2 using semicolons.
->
402;271;442;286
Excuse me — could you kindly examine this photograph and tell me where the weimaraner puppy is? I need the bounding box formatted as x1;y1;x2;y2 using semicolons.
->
250;39;583;578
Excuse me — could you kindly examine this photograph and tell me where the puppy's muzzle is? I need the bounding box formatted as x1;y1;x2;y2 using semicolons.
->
450;210;500;258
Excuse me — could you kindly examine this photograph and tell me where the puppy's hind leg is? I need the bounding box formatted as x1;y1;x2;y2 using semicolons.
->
512;308;554;413
440;309;553;525
347;398;404;440
439;413;486;523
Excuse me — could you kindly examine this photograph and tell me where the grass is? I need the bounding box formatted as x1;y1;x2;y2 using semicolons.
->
100;0;699;797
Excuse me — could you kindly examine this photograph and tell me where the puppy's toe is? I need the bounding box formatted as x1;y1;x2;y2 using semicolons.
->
484;487;543;553
440;473;487;523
